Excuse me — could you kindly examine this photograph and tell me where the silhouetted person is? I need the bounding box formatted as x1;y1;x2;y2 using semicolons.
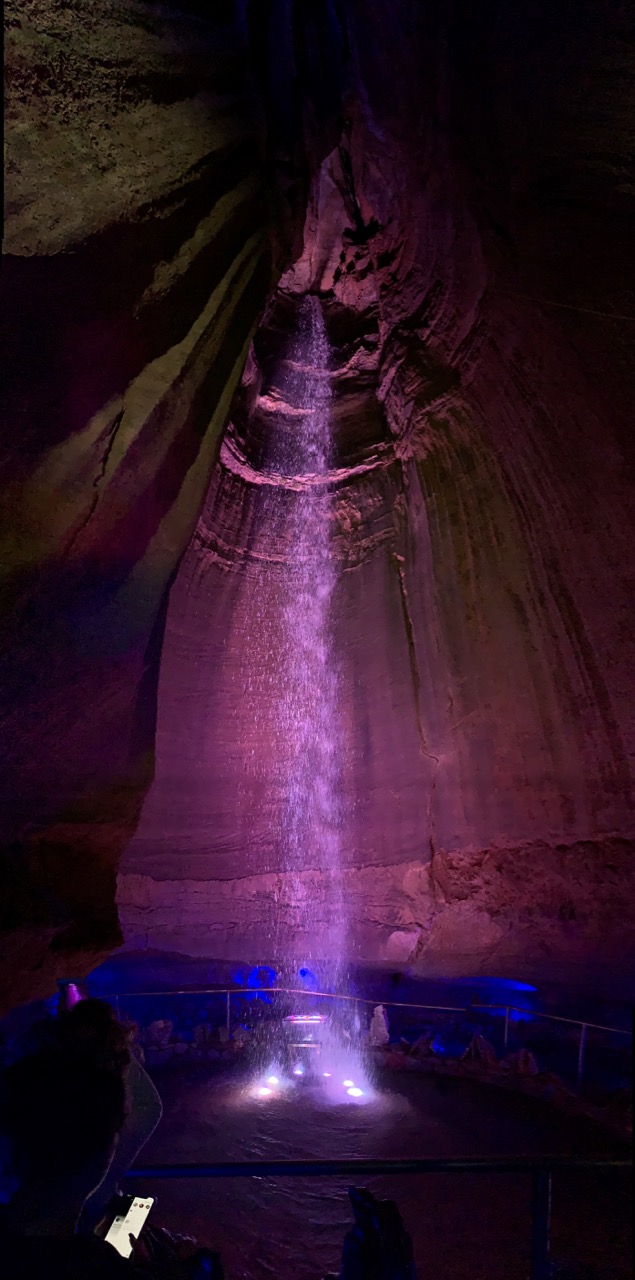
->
327;1187;417;1280
0;1045;136;1277
54;998;163;1234
0;1034;219;1280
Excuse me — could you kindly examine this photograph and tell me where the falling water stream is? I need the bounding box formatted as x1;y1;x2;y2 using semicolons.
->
245;295;372;1094
266;296;344;979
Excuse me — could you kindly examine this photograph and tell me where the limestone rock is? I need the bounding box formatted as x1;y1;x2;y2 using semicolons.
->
384;931;421;964
411;1034;435;1059
0;0;345;1007
420;904;507;957
120;0;635;984
461;1034;498;1068
232;1025;252;1046
369;1006;390;1047
3;1;635;1004
502;1048;540;1076
145;1020;173;1051
193;1023;211;1048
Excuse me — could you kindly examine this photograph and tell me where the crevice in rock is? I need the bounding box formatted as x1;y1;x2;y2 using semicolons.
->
63;406;125;558
390;495;440;870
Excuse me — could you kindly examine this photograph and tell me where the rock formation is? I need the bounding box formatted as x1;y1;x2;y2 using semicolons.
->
0;0;345;1007
3;1;635;1006
119;0;635;983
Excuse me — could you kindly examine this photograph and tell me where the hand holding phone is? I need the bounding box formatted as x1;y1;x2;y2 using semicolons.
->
104;1196;155;1258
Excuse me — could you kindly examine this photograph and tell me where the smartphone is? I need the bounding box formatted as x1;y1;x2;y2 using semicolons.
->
104;1195;155;1258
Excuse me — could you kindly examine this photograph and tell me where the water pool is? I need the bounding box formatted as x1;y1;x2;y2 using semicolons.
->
132;1061;630;1280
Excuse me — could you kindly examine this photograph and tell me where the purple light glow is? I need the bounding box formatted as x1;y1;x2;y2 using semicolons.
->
265;297;344;974
57;981;86;1011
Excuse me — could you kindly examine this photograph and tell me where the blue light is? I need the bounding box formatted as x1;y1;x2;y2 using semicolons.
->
474;977;537;993
432;1032;470;1057
247;965;277;989
227;966;277;1005
298;968;318;990
470;978;539;1019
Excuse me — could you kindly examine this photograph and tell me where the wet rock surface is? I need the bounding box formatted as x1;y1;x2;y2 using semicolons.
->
0;0;345;1006
2;1;635;1003
121;2;635;980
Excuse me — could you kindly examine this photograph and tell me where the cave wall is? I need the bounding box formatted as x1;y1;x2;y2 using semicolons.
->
0;0;346;1008
119;0;635;980
2;0;634;1005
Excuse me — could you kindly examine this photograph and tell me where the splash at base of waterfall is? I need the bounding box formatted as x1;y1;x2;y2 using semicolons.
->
244;1005;375;1105
247;1050;375;1107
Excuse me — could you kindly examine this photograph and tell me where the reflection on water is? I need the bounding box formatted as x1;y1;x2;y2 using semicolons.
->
138;1064;630;1280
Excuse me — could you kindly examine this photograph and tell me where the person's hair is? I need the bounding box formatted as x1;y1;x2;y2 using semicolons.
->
0;1048;126;1184
55;998;132;1074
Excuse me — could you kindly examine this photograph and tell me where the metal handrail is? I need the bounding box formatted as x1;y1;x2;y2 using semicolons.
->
106;985;632;1088
127;1154;631;1179
125;1155;632;1280
111;986;465;1011
471;1003;632;1036
109;985;633;1035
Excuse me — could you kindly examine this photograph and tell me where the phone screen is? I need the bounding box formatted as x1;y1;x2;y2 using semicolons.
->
104;1196;155;1258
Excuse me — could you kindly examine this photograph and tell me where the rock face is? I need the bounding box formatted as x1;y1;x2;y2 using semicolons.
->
3;1;635;1004
120;1;635;982
0;0;346;1008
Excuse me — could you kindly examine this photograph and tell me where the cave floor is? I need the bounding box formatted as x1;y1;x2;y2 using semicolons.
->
130;1061;631;1280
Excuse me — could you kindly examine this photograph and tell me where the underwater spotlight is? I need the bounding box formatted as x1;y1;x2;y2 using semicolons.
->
266;1076;279;1085
286;1014;325;1024
347;1087;364;1098
293;1066;304;1076
323;1072;332;1078
257;1087;272;1098
343;1079;354;1087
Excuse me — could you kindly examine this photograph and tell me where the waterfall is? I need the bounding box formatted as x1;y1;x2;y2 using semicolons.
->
240;297;372;1098
267;296;344;981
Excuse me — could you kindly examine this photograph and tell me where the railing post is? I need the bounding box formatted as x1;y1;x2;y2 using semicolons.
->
577;1023;587;1089
530;1170;552;1280
504;1006;510;1051
226;991;231;1032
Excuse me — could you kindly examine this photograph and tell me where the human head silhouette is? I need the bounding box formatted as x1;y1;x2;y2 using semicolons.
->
56;997;132;1075
0;1045;126;1231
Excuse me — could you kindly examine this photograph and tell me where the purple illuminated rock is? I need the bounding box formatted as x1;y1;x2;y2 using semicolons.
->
121;17;635;975
3;1;635;1006
0;0;345;1008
